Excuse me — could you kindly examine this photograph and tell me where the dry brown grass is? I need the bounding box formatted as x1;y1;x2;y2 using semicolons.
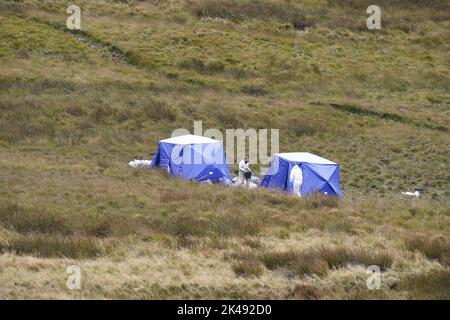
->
0;0;448;299
186;0;303;23
257;246;392;277
226;242;395;283
287;284;322;300
399;269;450;300
404;234;450;266
232;260;265;278
187;0;450;32
1;234;105;259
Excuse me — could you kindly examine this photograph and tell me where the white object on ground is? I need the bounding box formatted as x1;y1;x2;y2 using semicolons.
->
248;181;258;189
401;191;421;197
128;159;152;169
232;173;259;189
289;164;303;197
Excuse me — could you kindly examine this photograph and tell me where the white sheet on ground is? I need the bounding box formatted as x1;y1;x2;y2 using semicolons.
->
230;176;258;188
128;159;152;169
401;191;421;197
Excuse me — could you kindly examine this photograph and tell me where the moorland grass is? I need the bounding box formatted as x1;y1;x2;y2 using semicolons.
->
0;0;448;299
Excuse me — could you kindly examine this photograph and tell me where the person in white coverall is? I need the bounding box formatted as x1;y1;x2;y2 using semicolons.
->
238;155;251;188
289;164;303;197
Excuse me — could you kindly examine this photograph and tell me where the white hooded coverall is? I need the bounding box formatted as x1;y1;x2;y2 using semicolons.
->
289;164;303;197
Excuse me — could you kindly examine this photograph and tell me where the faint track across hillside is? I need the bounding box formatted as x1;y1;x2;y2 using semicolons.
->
330;103;448;132
30;17;141;68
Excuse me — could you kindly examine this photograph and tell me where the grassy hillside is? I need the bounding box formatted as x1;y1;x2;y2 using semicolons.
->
0;0;449;299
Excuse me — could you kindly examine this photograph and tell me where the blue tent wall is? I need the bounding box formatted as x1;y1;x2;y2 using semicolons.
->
259;156;290;190
260;155;343;198
149;141;172;171
149;141;232;182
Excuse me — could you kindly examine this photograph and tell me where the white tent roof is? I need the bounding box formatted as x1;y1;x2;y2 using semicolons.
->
275;152;336;164
160;134;221;145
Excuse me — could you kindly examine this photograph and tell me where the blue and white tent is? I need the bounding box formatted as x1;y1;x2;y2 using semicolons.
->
149;134;232;183
259;152;343;198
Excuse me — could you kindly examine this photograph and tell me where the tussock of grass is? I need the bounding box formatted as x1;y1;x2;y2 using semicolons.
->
0;202;73;235
284;117;324;137
251;246;392;277
399;269;450;300
188;0;449;32
187;0;307;27
142;99;179;122
0;227;13;248
240;81;268;96
405;234;450;266
243;237;264;249
214;108;244;127
177;57;225;74
232;260;265;278
287;284;322;300
156;211;264;238
318;247;393;271
0;202;146;239
161;214;211;238
299;194;340;210
290;252;330;277
259;249;328;276
1;234;104;259
258;192;339;209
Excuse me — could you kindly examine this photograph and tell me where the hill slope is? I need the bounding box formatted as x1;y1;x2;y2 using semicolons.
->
0;0;449;299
